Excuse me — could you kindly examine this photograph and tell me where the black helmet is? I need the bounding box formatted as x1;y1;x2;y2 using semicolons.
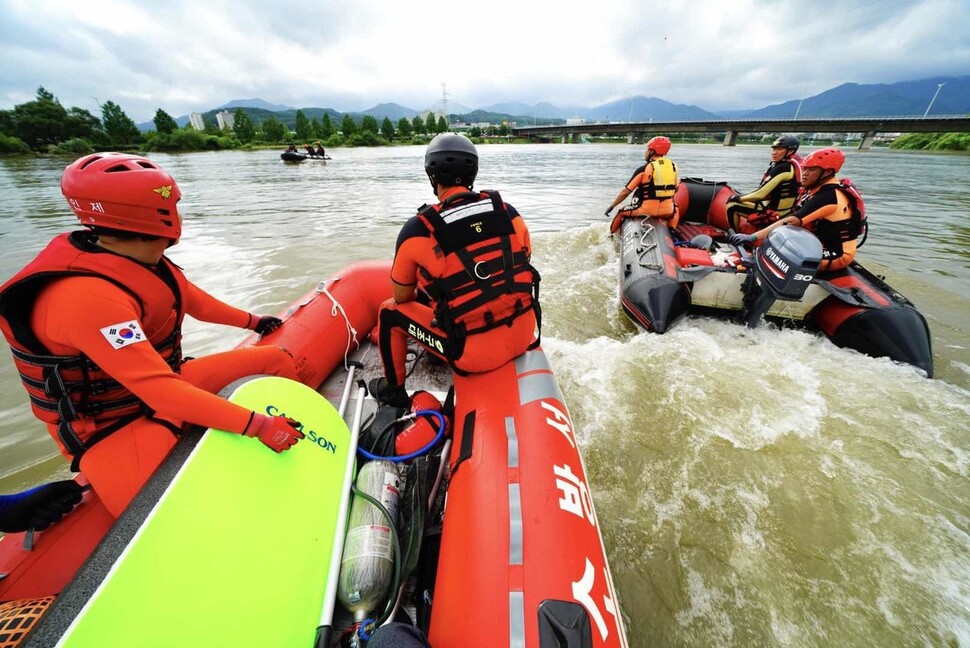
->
771;135;800;153
425;133;478;189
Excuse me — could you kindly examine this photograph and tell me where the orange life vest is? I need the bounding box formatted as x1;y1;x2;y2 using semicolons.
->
415;190;540;340
797;180;867;250
0;232;187;466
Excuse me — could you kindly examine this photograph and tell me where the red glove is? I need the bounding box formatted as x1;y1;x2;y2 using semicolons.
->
243;413;304;452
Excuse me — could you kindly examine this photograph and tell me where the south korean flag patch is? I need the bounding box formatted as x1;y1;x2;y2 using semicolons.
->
100;320;147;350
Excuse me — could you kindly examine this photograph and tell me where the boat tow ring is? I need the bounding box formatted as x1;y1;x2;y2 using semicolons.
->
474;261;491;280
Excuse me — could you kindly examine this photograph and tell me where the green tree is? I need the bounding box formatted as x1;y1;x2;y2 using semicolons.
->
294;110;310;141
469;126;482;138
380;117;396;140
232;108;256;143
12;86;69;149
425;113;436;134
321;113;335;139
101;101;140;145
261;115;287;142
361;115;379;134
153;108;178;134
412;116;425;135
397;117;412;138
436;115;447;133
309;118;322;140
340;114;357;137
0;109;14;135
65;107;103;142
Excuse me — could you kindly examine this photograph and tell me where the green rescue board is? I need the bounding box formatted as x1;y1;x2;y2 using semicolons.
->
57;376;353;648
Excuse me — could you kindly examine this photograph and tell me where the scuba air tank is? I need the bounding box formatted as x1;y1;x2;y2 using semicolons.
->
337;460;402;622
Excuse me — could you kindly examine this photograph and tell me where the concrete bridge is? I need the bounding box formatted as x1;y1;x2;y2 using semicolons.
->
511;116;970;150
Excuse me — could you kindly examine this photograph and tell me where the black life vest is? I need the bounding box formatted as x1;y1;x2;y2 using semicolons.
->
416;190;540;342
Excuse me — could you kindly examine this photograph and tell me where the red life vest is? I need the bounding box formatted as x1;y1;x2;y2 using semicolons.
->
0;231;187;465
416;190;540;340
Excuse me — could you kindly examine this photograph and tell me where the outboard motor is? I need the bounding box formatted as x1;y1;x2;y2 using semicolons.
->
743;226;823;327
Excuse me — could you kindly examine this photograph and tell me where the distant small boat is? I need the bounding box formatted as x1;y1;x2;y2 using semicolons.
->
281;151;331;162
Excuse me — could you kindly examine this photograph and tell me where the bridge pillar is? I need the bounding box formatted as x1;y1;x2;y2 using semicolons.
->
561;135;568;144
858;131;876;151
571;133;580;143
723;131;738;146
627;133;643;145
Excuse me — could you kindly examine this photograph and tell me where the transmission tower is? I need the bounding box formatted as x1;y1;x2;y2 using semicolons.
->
441;82;449;130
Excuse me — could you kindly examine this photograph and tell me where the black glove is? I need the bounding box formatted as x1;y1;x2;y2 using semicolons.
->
729;233;758;247
727;193;742;204
0;480;85;533
604;206;614;217
253;315;283;335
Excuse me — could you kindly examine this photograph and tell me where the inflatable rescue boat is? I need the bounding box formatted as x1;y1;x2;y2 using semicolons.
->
0;261;628;648
617;177;933;376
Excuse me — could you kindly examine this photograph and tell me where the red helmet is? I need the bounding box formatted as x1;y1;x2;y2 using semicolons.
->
801;148;844;174
60;153;182;240
646;136;671;156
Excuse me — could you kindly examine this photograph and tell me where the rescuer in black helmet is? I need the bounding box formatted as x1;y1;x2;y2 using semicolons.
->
369;132;541;407
725;134;803;232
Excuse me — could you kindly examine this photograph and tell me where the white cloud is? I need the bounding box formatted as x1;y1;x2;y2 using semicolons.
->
0;0;967;121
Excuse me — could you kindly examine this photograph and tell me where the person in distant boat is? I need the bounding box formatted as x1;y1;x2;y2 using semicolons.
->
286;144;298;153
730;147;862;272
0;153;305;518
314;142;326;158
304;143;315;156
725;135;802;233
369;133;541;406
604;135;680;233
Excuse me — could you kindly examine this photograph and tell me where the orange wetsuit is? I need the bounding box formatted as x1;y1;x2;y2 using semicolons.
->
0;232;297;515
377;187;539;387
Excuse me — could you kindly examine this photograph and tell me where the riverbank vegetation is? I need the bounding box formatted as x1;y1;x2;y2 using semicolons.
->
0;87;515;156
888;132;970;151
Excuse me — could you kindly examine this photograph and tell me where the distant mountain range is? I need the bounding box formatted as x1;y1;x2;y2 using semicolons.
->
137;75;969;131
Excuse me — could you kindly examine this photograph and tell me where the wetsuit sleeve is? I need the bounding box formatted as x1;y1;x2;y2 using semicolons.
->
625;166;650;193
507;204;532;259
183;280;253;329
390;216;430;287
741;164;796;203
625;164;646;189
40;277;254;434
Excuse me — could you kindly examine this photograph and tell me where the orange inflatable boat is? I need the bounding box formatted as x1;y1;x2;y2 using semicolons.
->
0;260;628;647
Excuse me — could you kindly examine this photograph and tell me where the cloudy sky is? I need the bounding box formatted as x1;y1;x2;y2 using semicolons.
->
1;0;968;122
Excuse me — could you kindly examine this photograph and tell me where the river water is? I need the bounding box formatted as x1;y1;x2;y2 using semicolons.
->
1;145;968;647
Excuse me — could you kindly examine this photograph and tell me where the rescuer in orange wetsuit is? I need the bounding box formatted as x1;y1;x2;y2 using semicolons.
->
369;133;541;406
0;153;304;517
605;135;680;233
730;148;863;273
